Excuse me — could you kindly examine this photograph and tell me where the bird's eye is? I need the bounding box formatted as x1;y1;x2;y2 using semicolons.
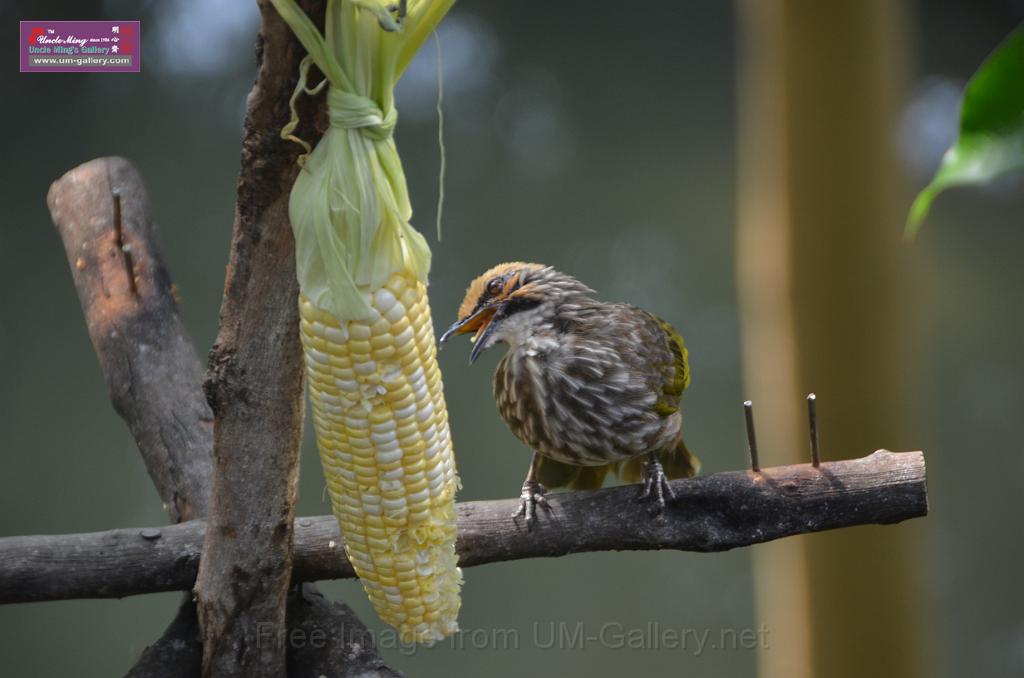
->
486;278;504;296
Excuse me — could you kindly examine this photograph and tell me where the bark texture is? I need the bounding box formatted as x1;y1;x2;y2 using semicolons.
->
46;157;213;522
0;450;927;603
192;1;327;675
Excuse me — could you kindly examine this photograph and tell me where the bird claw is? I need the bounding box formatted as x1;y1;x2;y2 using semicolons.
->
640;457;676;513
512;480;551;529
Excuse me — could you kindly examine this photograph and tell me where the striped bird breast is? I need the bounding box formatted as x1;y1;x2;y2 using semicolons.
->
492;326;681;467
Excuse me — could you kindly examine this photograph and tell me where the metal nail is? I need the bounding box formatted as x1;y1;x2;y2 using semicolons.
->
807;393;821;467
744;400;760;472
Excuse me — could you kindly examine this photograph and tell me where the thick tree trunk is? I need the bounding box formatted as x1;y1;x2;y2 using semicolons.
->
191;2;325;675
736;2;926;677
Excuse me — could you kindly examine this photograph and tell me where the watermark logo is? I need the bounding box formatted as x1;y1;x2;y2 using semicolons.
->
255;620;771;657
19;20;140;73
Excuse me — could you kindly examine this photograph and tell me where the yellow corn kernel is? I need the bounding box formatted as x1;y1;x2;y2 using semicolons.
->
299;272;461;644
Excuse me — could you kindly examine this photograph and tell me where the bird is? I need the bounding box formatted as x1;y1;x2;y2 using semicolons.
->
440;262;699;525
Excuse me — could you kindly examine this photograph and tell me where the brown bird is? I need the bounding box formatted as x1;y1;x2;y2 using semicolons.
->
440;262;699;524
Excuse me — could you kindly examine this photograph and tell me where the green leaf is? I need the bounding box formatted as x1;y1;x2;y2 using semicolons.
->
906;24;1024;238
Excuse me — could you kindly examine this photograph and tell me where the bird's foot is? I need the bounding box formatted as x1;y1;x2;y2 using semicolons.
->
640;456;676;513
512;480;551;529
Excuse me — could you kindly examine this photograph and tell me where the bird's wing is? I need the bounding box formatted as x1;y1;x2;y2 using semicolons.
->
652;312;690;394
625;308;689;416
560;304;689;414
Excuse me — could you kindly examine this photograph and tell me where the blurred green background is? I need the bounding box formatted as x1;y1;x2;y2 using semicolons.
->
1;1;1022;676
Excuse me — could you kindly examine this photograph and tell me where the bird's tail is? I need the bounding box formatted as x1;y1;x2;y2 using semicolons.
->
535;456;615;491
534;438;700;491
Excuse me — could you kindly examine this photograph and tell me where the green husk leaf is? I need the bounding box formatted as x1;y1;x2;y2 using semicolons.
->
906;24;1024;239
270;0;453;319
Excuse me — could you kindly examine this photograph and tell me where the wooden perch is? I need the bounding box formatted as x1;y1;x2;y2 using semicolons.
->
0;450;926;604
46;155;215;678
46;157;213;523
286;585;403;678
45;152;398;677
40;3;400;675
193;1;331;676
20;0;929;675
42;7;395;667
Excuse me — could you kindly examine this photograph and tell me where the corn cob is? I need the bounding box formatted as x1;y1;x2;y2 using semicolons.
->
270;0;461;644
299;275;460;644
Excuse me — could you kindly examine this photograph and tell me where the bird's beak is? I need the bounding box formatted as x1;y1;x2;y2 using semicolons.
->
468;312;500;365
439;304;501;365
439;318;471;346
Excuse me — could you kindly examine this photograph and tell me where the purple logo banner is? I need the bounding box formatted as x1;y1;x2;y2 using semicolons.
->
20;20;140;73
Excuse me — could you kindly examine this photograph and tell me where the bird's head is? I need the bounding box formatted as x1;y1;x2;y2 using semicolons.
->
440;262;594;364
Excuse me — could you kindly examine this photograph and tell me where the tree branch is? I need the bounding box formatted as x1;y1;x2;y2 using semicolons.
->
0;450;926;604
46;157;213;522
47;155;215;678
38;2;399;675
192;1;327;675
124;594;204;678
43;4;398;674
286;585;403;678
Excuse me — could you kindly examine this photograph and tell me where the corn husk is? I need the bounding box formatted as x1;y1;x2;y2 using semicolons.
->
271;0;454;320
